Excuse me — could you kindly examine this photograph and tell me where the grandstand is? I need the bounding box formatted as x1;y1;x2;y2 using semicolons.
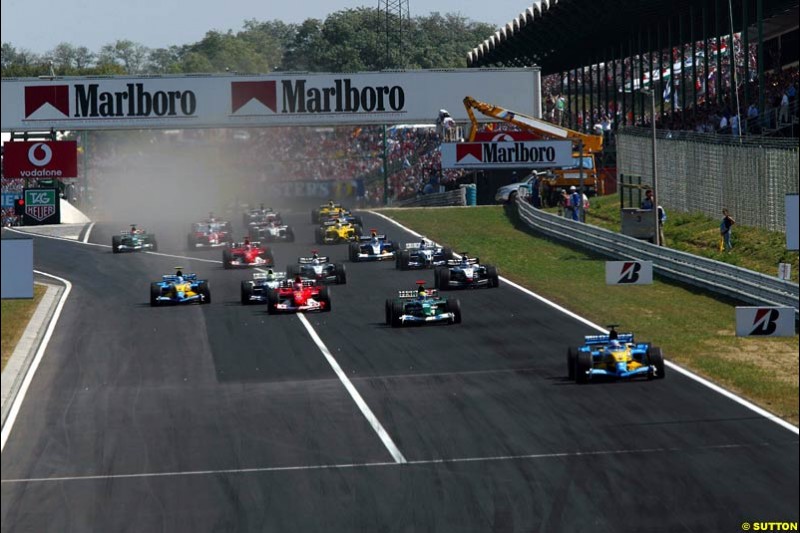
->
464;0;798;231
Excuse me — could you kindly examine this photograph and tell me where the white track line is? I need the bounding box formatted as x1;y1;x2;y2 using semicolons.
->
368;209;800;435
296;314;407;464
1;271;72;451
3;440;782;484
82;222;95;244
6;227;109;248
253;266;406;463
6;227;225;264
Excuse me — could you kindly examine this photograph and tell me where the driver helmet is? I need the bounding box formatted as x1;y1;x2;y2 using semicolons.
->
266;269;275;281
293;275;304;291
328;199;335;207
609;340;622;350
461;254;470;265
130;225;138;234
244;237;252;249
175;269;183;278
417;285;427;298
420;237;428;247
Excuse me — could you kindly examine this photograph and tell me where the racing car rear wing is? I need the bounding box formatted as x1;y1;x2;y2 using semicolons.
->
253;272;285;280
359;235;387;242
162;273;198;281
584;333;634;345
230;241;263;248
445;258;479;266
279;279;317;288
398;289;438;299
298;257;330;264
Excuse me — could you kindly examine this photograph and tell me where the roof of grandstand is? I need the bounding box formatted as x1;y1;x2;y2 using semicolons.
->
467;0;799;74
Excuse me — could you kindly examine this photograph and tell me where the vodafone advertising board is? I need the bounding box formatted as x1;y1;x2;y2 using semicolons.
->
3;141;78;179
440;140;572;169
1;69;540;131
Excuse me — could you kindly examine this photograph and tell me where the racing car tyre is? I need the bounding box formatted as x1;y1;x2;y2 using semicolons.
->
150;283;161;307
112;236;122;254
353;216;364;227
311;209;320;224
287;265;298;278
285;228;295;242
315;227;325;245
267;290;280;314
567;347;577;380
222;249;232;269
391;301;404;328
575;352;592;384
241;281;253;305
335;263;346;284
318;287;332;312
646;347;666;380
385;300;393;325
197;282;211;304
148;235;158;252
435;268;451;290
354;224;363;237
260;248;275;265
397;250;411;270
349;243;361;262
445;298;462;324
486;265;500;288
443;247;454;260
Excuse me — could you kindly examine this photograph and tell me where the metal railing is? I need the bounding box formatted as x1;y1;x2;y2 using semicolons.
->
391;188;466;208
515;199;799;316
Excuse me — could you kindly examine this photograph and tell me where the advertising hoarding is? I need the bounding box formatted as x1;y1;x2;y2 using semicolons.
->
1;69;540;131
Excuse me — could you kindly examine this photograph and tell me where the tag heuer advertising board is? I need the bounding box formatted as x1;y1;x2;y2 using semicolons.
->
23;188;60;225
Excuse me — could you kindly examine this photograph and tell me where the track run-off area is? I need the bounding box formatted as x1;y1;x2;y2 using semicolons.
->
2;209;798;532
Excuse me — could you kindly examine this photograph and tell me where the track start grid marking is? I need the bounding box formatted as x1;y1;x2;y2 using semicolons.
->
296;313;407;464
252;267;406;464
4;441;790;484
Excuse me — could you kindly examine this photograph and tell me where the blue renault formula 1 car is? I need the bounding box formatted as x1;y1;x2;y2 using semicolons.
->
567;326;665;383
150;268;211;306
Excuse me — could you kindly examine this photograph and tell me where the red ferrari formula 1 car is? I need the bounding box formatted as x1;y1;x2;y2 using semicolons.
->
222;239;275;269
267;277;331;314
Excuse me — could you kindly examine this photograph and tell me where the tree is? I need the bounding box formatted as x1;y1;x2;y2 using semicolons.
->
147;46;183;74
98;39;149;74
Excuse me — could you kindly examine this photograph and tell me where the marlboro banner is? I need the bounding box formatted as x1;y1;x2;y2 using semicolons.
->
441;140;572;169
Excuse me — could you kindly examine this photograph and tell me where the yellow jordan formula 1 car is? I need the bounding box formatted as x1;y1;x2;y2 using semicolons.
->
312;202;346;224
315;219;363;244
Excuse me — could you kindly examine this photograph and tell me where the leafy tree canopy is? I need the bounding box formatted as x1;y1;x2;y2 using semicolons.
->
2;9;496;77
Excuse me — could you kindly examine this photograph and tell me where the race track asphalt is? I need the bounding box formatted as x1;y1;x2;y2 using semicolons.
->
2;209;798;532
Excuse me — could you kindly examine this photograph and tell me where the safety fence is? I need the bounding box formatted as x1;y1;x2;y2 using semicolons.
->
617;127;799;232
391;187;466;207
515;198;799;316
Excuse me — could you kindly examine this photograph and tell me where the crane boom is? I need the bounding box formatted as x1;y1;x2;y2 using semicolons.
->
463;96;603;153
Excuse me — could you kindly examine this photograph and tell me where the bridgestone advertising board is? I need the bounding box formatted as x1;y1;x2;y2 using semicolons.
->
1;69;540;131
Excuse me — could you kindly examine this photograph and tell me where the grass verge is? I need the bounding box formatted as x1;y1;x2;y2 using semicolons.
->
578;194;799;282
379;205;799;426
1;284;47;372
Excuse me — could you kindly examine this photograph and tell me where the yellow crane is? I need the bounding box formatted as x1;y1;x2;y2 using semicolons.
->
462;96;605;202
